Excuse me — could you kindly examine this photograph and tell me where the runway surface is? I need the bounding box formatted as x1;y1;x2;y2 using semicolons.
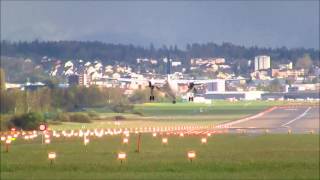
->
219;106;319;134
154;106;319;136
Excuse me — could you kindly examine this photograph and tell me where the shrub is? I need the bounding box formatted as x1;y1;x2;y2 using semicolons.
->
54;113;70;122
10;112;45;130
47;120;62;125
110;103;134;113
113;115;126;121
69;113;91;123
1;118;14;131
87;111;99;118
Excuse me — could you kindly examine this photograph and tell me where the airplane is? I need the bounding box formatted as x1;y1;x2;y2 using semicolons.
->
108;73;207;104
147;74;206;103
107;58;209;104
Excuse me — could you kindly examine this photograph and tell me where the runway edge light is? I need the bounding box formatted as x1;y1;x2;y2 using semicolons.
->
48;152;56;165
187;151;196;163
117;152;126;164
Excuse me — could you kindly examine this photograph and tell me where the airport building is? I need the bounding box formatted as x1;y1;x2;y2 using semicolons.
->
261;92;320;100
205;79;225;92
204;91;264;100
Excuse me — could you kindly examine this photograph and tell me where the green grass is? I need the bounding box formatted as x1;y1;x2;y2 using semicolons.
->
1;134;319;180
49;120;218;131
134;101;286;116
49;101;286;131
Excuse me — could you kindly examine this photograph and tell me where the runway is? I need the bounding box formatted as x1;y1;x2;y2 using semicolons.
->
220;106;319;134
151;106;319;136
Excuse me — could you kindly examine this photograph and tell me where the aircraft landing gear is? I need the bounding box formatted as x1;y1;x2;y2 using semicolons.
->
188;97;194;102
149;82;155;102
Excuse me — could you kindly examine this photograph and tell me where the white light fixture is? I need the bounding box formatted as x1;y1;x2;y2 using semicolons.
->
187;151;196;162
123;138;129;144
48;152;56;159
162;137;168;144
117;152;126;164
48;152;56;165
201;137;207;144
1;136;5;141
84;138;90;146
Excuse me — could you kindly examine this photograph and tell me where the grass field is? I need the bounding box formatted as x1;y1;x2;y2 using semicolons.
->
1;134;319;180
49;101;289;130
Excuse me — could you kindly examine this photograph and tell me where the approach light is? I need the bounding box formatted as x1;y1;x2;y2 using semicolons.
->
5;139;11;144
187;151;196;162
5;139;11;152
45;139;51;144
152;132;157;137
84;138;90;146
117;152;126;164
48;152;56;165
48;152;56;159
123;137;129;144
1;136;5;141
162;137;168;145
201;137;207;144
124;132;130;137
207;133;211;137
179;133;184;137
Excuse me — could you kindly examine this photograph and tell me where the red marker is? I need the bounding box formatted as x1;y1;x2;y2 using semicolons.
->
39;124;47;131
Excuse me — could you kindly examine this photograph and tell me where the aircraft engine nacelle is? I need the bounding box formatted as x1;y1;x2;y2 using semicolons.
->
188;82;195;90
148;80;155;102
149;80;155;87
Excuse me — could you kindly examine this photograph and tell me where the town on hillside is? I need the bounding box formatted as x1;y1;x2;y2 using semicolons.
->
3;54;320;102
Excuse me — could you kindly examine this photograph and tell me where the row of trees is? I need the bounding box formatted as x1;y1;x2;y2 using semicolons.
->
0;84;168;114
0;86;129;114
2;40;319;65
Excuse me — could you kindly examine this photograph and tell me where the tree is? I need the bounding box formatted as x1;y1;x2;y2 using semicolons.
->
0;68;5;91
11;112;45;130
267;79;282;92
296;54;313;74
129;89;149;103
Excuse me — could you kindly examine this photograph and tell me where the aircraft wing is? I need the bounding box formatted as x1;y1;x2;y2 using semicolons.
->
173;79;209;94
103;77;166;86
173;79;209;85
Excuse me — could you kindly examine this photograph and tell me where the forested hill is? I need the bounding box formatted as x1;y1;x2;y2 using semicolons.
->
1;40;319;65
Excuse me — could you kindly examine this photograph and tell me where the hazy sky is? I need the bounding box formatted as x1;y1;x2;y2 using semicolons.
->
1;1;319;49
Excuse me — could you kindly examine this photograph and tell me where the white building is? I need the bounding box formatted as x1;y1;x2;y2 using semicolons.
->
206;79;226;92
172;61;182;67
254;55;271;71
